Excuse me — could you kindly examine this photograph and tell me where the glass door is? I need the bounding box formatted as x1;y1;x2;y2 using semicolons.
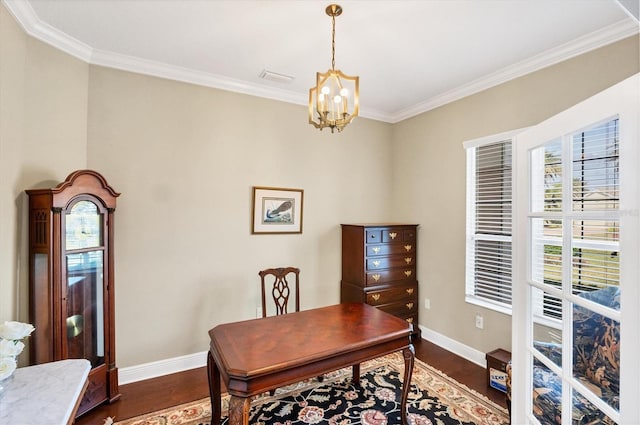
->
512;75;639;425
64;199;106;368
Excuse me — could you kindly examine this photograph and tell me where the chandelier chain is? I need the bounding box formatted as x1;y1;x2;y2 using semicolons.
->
331;14;336;70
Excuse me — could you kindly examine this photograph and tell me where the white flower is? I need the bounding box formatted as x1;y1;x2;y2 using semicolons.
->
0;321;35;341
0;339;24;357
0;356;17;381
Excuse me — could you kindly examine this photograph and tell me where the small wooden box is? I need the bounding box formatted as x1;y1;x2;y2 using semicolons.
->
485;348;511;393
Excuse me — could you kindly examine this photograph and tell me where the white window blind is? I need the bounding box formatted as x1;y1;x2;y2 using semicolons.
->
531;118;620;321
465;137;513;313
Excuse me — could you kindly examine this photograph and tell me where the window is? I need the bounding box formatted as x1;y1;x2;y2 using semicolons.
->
465;121;620;318
464;131;517;314
530;118;620;322
522;125;623;419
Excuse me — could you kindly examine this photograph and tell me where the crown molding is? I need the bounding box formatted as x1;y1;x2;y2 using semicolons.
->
616;0;639;22
390;19;639;123
90;48;308;106
2;0;93;61
91;49;397;122
4;0;638;124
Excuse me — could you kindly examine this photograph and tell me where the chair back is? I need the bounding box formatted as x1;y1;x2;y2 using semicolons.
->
258;267;300;317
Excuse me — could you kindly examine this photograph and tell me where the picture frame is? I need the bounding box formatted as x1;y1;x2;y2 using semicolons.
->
252;186;304;234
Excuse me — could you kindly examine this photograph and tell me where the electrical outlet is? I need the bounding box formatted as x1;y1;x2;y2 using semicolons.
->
424;298;431;309
475;314;484;329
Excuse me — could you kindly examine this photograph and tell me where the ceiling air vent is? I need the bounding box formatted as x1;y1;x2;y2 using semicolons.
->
259;70;295;84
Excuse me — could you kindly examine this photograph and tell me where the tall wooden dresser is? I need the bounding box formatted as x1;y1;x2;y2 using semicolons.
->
340;224;420;337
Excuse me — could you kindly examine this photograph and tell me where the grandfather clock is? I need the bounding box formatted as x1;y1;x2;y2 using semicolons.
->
26;170;120;416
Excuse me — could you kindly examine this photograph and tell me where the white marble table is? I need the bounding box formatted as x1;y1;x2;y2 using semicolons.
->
0;359;91;425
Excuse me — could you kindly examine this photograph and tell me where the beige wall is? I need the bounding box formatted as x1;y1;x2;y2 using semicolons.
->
392;35;640;354
1;0;393;366
85;66;393;365
0;5;88;339
2;2;638;368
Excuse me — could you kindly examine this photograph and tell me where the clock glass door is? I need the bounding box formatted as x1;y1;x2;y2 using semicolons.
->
65;199;105;367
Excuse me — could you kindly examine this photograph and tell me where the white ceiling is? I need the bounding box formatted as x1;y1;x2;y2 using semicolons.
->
4;0;638;123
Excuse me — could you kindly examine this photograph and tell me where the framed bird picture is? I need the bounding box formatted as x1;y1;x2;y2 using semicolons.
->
252;186;304;234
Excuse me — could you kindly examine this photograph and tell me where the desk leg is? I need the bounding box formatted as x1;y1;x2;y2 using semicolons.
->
207;351;222;425
352;363;361;386
229;396;251;425
400;345;415;425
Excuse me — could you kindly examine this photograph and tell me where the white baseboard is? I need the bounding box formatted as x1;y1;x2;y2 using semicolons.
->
118;326;486;385
118;351;208;385
418;324;487;368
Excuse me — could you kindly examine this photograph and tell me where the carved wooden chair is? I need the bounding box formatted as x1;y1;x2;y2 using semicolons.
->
259;267;302;394
258;267;360;393
259;267;300;318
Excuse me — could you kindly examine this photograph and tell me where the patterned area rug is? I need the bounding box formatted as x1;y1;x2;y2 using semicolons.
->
114;353;509;425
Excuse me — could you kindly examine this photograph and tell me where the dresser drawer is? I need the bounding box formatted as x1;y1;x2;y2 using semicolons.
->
403;228;417;241
402;313;418;329
376;299;418;316
366;229;382;243
369;308;416;333
367;255;415;270
382;228;416;243
367;243;415;256
366;268;415;285
366;284;417;305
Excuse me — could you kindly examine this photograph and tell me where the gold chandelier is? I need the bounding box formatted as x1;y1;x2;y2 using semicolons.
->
308;4;359;133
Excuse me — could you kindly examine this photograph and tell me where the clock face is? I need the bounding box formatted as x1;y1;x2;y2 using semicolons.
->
65;200;102;250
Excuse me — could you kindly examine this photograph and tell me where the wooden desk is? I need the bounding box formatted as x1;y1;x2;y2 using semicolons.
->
207;303;414;425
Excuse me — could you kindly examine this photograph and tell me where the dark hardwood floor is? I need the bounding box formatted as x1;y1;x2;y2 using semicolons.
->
76;338;508;425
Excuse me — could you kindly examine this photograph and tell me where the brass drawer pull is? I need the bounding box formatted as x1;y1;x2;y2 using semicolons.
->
372;247;380;254
406;303;414;310
371;293;381;301
389;232;397;240
372;274;381;282
405;257;412;265
406;288;414;295
406;318;414;323
404;245;412;252
372;260;380;267
404;270;412;277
